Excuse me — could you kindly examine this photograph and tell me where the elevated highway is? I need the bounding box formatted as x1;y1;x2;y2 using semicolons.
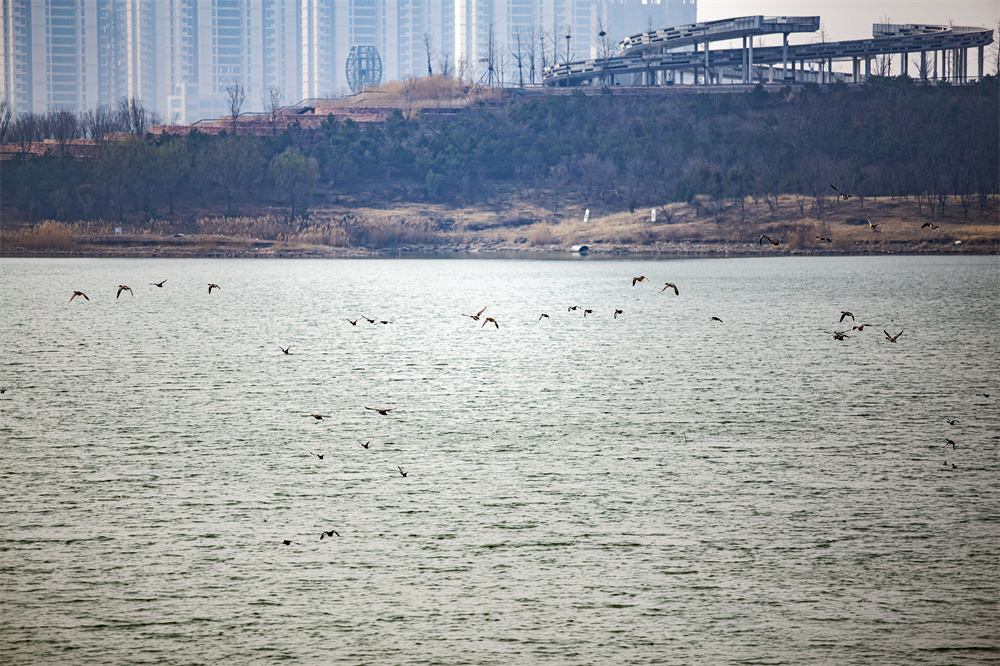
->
543;16;994;87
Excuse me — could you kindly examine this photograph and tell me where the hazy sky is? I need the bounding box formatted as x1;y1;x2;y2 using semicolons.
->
698;1;998;44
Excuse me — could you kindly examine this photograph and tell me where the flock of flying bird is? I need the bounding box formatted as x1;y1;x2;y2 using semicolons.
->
757;184;941;247
48;237;987;545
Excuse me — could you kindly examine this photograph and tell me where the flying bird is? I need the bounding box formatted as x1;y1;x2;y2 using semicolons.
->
481;317;499;328
830;184;851;200
944;439;957;450
583;309;593;317
311;452;326;459
397;466;409;477
567;306;581;311
320;529;340;539
150;279;167;287
306;414;330;420
830;330;851;341
710;316;723;323
632;276;648;286
208;283;220;293
279;346;293;354
377;320;393;325
347;318;361;325
816;236;833;243
921;222;939;230
361;439;372;449
866;216;882;231
946;419;958;426
116;285;133;298
366;407;395;415
361;316;375;324
614;309;623;319
660;283;679;295
759;234;786;246
463;307;488;321
538;313;550;320
852;323;872;331
884;330;903;343
977;393;991;398
70;291;89;302
840;311;855;323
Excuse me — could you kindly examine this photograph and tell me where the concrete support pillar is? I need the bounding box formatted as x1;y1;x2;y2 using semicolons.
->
705;40;710;84
748;40;754;84
978;46;985;80
919;51;926;81
829;58;833;83
902;52;908;76
783;34;789;83
865;56;870;81
852;57;858;83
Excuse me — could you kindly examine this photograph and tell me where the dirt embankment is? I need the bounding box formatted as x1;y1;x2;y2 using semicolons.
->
2;194;997;258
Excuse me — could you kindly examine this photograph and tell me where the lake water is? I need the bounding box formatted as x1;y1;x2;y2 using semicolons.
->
1;255;998;665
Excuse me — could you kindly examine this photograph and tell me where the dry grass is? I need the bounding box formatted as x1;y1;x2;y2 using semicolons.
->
1;220;77;250
336;75;507;110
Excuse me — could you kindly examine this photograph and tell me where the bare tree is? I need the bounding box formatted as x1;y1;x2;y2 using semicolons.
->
225;81;247;135
119;96;149;135
457;56;468;84
511;31;526;87
873;15;893;77
402;77;416;121
439;51;453;78
526;25;539;84
82;104;122;146
424;33;434;77
0;97;12;144
261;86;283;135
595;20;614;86
49;109;79;157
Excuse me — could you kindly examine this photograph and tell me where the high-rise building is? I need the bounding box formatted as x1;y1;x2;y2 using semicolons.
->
2;0;698;121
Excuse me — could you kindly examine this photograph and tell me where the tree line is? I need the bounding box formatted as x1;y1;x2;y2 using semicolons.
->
1;75;997;225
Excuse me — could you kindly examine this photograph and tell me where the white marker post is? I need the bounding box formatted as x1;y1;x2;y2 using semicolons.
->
651;209;656;223
584;208;590;223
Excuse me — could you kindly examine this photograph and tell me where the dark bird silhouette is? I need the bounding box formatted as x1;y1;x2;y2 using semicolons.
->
311;452;326;459
397;466;409;477
632;276;648;286
150;279;167;287
70;291;89;302
816;236;833;243
320;529;340;539
481;317;499;329
978;393;991;398
347;318;361;325
830;184;851;200
279;345;293;354
947;419;958;426
660;283;679;295
463;307;488;321
366;407;395;415
583;309;593;317
830;330;850;341
208;283;220;293
280;540;300;546
884;329;903;343
921;222;939;230
306;413;330;420
567;306;580;311
361;315;375;324
759;233;786;246
614;309;623;319
944;439;956;450
378;320;393;325
866;216;882;231
852;323;872;331
539;313;550;320
840;311;855;323
116;285;133;298
361;439;372;449
710;316;723;322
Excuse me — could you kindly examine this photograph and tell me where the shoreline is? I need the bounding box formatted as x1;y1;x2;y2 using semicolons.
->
3;235;995;259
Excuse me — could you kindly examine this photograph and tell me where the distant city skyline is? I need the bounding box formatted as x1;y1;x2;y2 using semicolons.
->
2;0;995;123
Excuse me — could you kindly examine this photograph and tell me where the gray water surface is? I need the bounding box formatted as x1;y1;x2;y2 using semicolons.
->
1;256;998;664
